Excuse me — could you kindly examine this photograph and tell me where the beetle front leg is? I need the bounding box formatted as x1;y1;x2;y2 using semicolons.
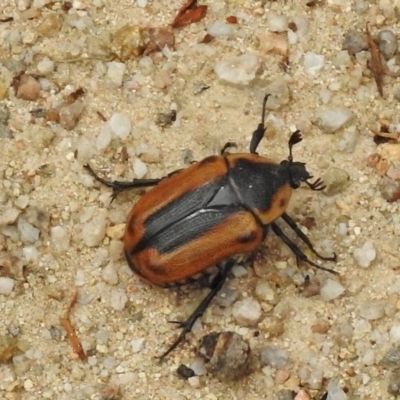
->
158;258;236;361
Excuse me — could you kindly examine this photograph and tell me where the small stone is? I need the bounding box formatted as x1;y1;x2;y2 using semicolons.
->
23;379;34;391
320;279;345;301
0;277;15;295
0;207;20;225
16;74;41;101
106;62;126;86
359;300;385;320
17;218;40;243
353;241;376;268
37;13;64;37
342;30;368;55
232;297;261;326
275;369;290;384
336;125;359;153
80;215;107;247
378;177;400;203
389;326;400;342
215;286;238;307
96;124;112;151
153;70;172;89
214;54;260;85
208;21;235;37
110;289;128;311
260;346;289;369
131;338;144;353
326;381;348;400
255;280;275;302
37;57;55;74
188;376;200;387
377;30;398;60
58;100;84;130
50;226;70;252
109;113;131;140
111;25;144;61
294;389;311;400
231;265;247;278
15;195;29;209
190;357;207;376
315;107;354;133
303;52;325;75
263;78;290;110
322;167;351;196
132;158;148;179
381;345;400;369
106;224;125;240
102;262;118;285
258;31;288;57
267;13;288;33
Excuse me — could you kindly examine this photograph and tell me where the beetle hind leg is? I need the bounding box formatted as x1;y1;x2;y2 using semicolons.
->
271;222;338;275
157;259;236;361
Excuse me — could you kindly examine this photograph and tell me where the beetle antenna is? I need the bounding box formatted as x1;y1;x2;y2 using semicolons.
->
288;130;302;162
249;94;271;154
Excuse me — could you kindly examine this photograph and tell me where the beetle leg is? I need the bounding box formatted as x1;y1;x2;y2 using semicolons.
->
249;94;270;154
158;259;236;361
271;222;338;275
220;141;237;156
281;213;337;262
84;164;183;200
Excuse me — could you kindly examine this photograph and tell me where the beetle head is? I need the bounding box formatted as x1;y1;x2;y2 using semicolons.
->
280;131;325;191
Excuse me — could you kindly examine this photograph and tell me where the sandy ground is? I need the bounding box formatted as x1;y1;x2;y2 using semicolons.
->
1;0;400;399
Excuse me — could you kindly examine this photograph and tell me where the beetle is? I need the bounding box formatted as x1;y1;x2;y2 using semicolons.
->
85;94;337;360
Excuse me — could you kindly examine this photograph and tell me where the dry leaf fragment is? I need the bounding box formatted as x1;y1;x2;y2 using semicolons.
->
366;23;384;97
172;0;208;29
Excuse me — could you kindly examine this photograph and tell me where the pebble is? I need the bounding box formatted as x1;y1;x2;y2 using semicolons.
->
106;224;125;240
322;167;351;196
377;30;398;60
0;207;20;225
320;279;345;301
132;157;148;179
303;52;325;75
0;277;15;295
215;286;238;307
315;107;353;133
102;262;119;285
37;57;55;74
131;338;144;353
255;280;276;303
109;289;128;311
59;100;84;131
359;300;385;320
294;389;311;400
259;346;289;369
326;381;348;400
190;357;207;376
208;21;235;37
232;297;262;326
80;215;107;247
17;218;40;243
381;345;400;369
342;30;368;55
50;226;70;252
267;13;288;32
336;125;359;153
15;195;29;209
263;78;290;110
106;62;126;86
390;326;400;342
16;74;41;101
353;241;376;268
258;31;288;57
96;123;112;151
109;112;131;140
214;54;260;85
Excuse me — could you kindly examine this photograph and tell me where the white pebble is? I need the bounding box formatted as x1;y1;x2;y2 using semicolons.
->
232;297;262;326
327;381;348;400
214;54;260;85
208;21;235;37
231;265;248;278
353;241;376;268
17;218;40;243
0;277;15;295
106;62;126;86
361;349;375;366
37;57;55;74
96;124;112;151
23;246;39;262
359;301;385;320
188;376;200;388
320;279;345;301
131;338;144;353
102;262;119;285
267;13;288;32
136;0;147;6
389;325;400;342
109;113;131;140
80;215;107;247
110;289;127;311
303;52;325;75
315;107;354;133
190;357;207;376
0;207;20;225
50;226;70;252
15;195;30;209
132;158;148;179
255;280;275;302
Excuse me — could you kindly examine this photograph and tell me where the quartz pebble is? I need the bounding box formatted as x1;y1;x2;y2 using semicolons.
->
260;346;289;369
110;289;128;311
342;30;368;55
109;112;131;140
214;54;260;85
232;297;262;326
0;207;20;225
322;167;351;196
16;74;41;101
390;326;400;342
106;62;126;86
315;107;354;133
353;241;376;268
267;13;288;33
326;381;348;400
102;262;118;285
59;100;84;131
190;357;207;376
303;52;325;75
0;277;15;295
50;226;70;252
132;158;148;179
80;215;107;247
377;30;398;60
320;279;345;301
17;218;40;243
208;21;235;37
359;300;385;320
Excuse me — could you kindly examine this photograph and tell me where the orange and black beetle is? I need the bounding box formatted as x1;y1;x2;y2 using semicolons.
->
85;94;337;359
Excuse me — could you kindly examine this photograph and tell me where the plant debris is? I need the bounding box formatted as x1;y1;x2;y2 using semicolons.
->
171;0;208;29
366;23;385;97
